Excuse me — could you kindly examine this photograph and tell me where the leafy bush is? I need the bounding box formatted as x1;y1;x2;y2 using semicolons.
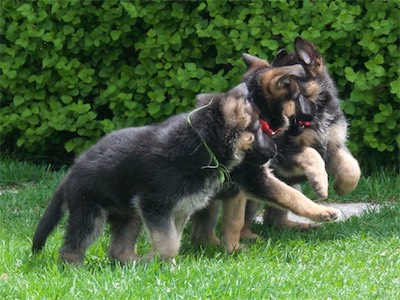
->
1;0;398;170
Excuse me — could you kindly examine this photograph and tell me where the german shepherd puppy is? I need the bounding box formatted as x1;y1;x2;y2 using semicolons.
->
244;37;361;232
191;61;341;251
31;84;277;264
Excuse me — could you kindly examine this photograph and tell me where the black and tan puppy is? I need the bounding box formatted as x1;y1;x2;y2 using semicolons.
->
191;63;341;251
31;84;276;264
245;37;361;231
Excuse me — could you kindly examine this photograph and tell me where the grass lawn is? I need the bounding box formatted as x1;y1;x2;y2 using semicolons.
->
0;159;399;299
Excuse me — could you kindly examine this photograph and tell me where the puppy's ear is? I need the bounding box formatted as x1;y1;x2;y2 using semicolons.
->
242;53;269;70
276;49;289;61
294;36;322;66
276;74;291;89
195;93;215;108
221;97;251;130
263;64;305;89
242;53;270;81
261;64;305;99
229;82;248;99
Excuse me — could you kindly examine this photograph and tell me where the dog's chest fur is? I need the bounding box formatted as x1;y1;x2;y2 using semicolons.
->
172;178;221;220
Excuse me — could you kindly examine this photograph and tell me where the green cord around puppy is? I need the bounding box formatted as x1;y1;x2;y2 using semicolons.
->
187;99;231;187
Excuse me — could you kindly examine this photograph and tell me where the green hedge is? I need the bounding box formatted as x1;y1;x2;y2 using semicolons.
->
1;0;399;170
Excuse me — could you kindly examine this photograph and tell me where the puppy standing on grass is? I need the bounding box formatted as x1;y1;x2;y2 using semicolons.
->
31;84;276;264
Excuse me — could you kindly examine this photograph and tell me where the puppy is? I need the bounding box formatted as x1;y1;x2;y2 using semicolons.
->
31;84;275;264
191;62;341;251
245;37;361;230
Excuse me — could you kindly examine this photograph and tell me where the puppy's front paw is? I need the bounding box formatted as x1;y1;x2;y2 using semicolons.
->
317;206;340;222
226;242;247;253
224;238;243;253
310;172;329;199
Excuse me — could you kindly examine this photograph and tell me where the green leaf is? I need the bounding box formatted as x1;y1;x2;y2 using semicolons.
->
147;29;156;38
7;70;17;79
16;137;25;147
379;103;393;117
121;2;138;18
61;95;73;104
185;63;196;71
148;103;160;116
15;38;28;48
373;54;384;65
170;34;181;45
343;102;355;115
135;65;146;75
373;113;385;123
197;3;207;11
65;140;75;153
63;25;75;35
163;102;175;115
260;39;279;51
13;95;24;106
389;78;400;98
250;27;261;36
110;30;121;41
344;67;357;83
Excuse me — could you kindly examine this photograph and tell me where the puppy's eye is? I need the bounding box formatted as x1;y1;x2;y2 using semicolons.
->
304;93;318;102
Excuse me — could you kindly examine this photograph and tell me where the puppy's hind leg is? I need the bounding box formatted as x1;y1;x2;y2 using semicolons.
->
60;205;106;264
190;200;220;246
240;199;261;241
327;121;361;195
108;211;142;264
222;191;247;253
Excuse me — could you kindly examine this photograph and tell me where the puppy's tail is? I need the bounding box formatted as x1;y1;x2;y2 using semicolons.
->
32;186;65;253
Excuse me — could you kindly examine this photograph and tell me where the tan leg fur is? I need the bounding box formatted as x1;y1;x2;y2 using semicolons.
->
221;191;247;253
249;167;339;223
190;200;221;246
240;200;261;241
293;147;329;199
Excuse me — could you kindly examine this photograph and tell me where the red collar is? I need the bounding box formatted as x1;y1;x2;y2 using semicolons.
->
260;118;312;137
259;119;277;136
